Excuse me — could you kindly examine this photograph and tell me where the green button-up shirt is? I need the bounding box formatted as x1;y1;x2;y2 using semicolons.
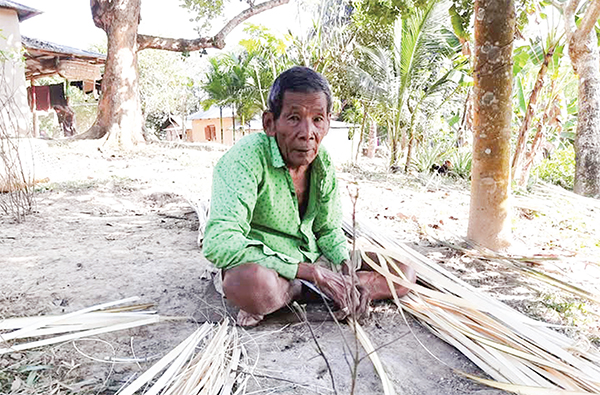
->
202;132;349;280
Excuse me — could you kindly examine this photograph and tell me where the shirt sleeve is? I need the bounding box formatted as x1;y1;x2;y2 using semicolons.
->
313;167;350;265
202;152;299;280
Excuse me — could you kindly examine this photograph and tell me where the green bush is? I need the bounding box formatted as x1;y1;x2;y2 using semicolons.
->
533;145;575;189
411;143;446;173
447;147;472;179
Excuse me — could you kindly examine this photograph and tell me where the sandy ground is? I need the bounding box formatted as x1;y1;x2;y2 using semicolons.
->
1;138;599;394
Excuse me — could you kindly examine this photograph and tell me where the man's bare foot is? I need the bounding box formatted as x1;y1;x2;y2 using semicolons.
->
236;309;264;327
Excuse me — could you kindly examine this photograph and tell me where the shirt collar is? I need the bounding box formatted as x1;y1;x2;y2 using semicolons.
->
267;134;286;169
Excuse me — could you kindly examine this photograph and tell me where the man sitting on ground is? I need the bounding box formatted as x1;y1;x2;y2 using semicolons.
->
202;66;416;326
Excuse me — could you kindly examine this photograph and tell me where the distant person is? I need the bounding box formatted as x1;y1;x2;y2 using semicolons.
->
202;66;416;326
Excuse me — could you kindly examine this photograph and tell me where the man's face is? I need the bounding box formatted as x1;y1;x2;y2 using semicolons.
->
263;91;331;169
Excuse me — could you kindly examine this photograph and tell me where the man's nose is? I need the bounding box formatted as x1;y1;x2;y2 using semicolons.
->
298;118;316;140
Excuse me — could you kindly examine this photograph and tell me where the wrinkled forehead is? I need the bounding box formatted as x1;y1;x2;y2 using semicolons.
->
280;90;330;113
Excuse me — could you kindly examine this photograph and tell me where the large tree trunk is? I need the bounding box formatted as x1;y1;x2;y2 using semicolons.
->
566;0;600;198
467;0;515;251
79;0;144;149
80;0;289;149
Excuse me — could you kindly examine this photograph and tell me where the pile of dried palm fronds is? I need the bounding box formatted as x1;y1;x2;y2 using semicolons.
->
117;319;247;395
0;297;161;355
344;218;600;394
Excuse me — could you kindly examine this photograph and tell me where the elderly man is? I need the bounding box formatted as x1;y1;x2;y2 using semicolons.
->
203;66;415;326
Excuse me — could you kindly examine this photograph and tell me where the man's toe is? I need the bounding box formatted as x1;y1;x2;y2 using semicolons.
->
237;310;264;327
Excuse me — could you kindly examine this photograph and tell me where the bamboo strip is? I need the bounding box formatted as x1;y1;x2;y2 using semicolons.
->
0;297;140;342
117;324;212;395
351;319;396;395
0;316;159;355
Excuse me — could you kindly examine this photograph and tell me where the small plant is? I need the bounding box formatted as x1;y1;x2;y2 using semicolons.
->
410;143;447;173
447;147;472;179
541;292;593;328
532;144;575;189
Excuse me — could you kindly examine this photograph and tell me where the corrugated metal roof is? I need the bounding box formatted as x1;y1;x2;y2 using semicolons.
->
187;106;235;120
22;36;106;60
0;0;41;21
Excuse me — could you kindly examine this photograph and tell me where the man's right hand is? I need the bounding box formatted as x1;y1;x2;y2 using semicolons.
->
297;263;367;320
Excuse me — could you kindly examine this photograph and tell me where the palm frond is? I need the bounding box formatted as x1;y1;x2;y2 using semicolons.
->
343;217;600;394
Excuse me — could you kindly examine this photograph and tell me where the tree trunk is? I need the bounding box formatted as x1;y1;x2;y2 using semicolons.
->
354;103;368;162
512;44;555;185
366;117;376;158
389;138;398;168
78;0;144;149
456;87;472;147
219;106;224;143
232;105;236;144
517;113;547;186
79;0;289;149
404;100;421;173
566;0;600;198
467;0;515;251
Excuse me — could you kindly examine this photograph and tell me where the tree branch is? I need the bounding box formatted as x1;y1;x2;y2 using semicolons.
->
90;0;111;31
137;0;290;52
564;0;580;42
136;35;215;52
574;0;600;41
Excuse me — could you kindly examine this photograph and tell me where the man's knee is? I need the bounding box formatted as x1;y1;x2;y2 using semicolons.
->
222;263;290;314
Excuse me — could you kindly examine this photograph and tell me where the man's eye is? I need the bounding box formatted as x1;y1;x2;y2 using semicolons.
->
288;115;299;122
314;116;324;123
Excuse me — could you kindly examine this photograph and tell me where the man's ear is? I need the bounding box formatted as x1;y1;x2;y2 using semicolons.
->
263;111;276;137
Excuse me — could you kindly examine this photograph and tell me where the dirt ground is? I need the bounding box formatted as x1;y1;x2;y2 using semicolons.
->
1;138;599;394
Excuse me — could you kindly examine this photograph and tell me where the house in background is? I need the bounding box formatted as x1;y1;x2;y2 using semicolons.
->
162;115;192;141
0;0;105;138
0;0;40;136
187;106;262;145
23;36;105;137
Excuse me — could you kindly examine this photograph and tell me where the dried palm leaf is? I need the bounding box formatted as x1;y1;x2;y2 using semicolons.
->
0;297;162;354
117;319;247;395
343;217;600;394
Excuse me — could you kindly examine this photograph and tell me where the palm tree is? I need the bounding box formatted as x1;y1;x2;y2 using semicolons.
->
349;0;461;168
203;51;263;141
202;57;231;142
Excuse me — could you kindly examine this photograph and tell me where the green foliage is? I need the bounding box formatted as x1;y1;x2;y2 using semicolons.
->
449;0;472;41
541;292;594;329
202;47;274;126
533;145;576;190
239;24;294;109
179;0;260;35
179;0;226;34
138;50;201;135
516;0;538;33
447;146;471;178
352;0;430;27
409;142;471;178
410;142;446;172
349;0;462;166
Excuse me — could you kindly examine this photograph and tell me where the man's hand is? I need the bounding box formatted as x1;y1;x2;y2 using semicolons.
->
297;263;368;320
